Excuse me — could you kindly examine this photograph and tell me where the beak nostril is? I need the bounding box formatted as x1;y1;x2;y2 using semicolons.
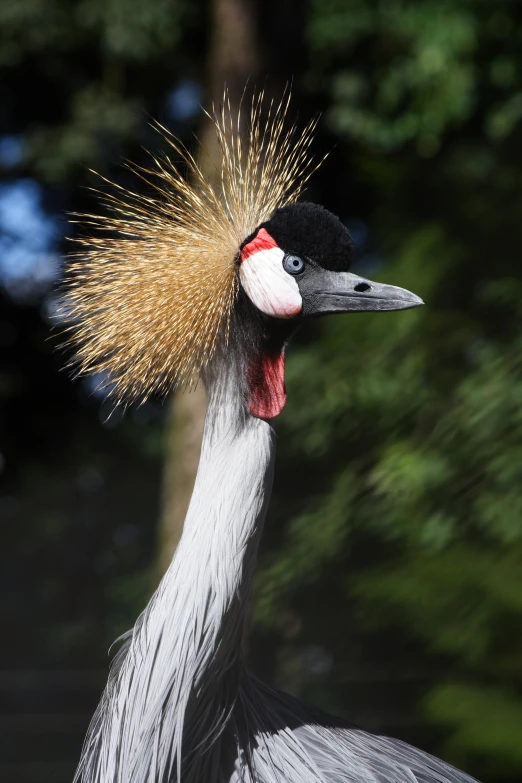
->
354;282;371;293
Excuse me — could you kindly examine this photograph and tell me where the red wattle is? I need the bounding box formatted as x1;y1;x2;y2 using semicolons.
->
247;352;287;419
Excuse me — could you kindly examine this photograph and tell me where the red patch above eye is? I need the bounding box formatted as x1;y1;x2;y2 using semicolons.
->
241;228;278;261
247;352;287;419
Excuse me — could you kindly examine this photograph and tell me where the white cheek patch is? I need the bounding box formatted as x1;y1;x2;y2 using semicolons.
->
240;230;302;319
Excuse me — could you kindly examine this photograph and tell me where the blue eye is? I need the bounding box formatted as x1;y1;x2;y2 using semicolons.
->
283;254;305;275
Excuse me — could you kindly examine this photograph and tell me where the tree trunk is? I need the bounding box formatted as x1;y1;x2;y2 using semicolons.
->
157;0;262;575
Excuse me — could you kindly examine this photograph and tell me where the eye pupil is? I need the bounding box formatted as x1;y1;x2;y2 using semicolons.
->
283;254;305;275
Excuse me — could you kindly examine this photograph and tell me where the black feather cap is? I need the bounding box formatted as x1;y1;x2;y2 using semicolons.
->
260;202;354;272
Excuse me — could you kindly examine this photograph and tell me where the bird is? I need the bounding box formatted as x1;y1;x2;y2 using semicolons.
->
65;92;479;783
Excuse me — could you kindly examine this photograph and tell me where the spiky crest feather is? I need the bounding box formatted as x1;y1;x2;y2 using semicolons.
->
64;91;318;402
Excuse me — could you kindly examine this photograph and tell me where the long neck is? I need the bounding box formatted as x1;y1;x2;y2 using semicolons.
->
77;371;275;783
171;373;275;688
181;373;275;633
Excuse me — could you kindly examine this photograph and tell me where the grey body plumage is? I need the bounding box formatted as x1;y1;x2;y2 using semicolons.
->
75;358;477;783
68;98;478;783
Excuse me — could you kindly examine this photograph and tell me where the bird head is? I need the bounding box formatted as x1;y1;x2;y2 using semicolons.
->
241;201;421;318
64;93;422;417
232;201;422;418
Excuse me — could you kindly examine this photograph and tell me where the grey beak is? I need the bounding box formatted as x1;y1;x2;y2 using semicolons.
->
302;271;424;316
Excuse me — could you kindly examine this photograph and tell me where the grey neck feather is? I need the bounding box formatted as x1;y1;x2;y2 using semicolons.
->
75;365;275;783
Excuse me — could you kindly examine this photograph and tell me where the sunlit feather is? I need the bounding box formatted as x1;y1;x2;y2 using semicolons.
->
63;91;318;402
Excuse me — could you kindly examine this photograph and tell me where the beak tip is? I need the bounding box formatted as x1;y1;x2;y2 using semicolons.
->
391;289;424;311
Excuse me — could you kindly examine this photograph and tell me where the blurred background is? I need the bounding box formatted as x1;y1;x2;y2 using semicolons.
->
2;0;522;781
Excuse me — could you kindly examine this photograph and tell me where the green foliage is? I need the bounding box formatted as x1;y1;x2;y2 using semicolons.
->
308;1;522;154
255;468;358;627
29;86;141;181
0;0;184;63
252;5;522;778
79;0;184;59
426;683;522;772
0;0;189;182
257;224;522;777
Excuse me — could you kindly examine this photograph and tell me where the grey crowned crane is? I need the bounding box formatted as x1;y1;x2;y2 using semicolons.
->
66;94;479;783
